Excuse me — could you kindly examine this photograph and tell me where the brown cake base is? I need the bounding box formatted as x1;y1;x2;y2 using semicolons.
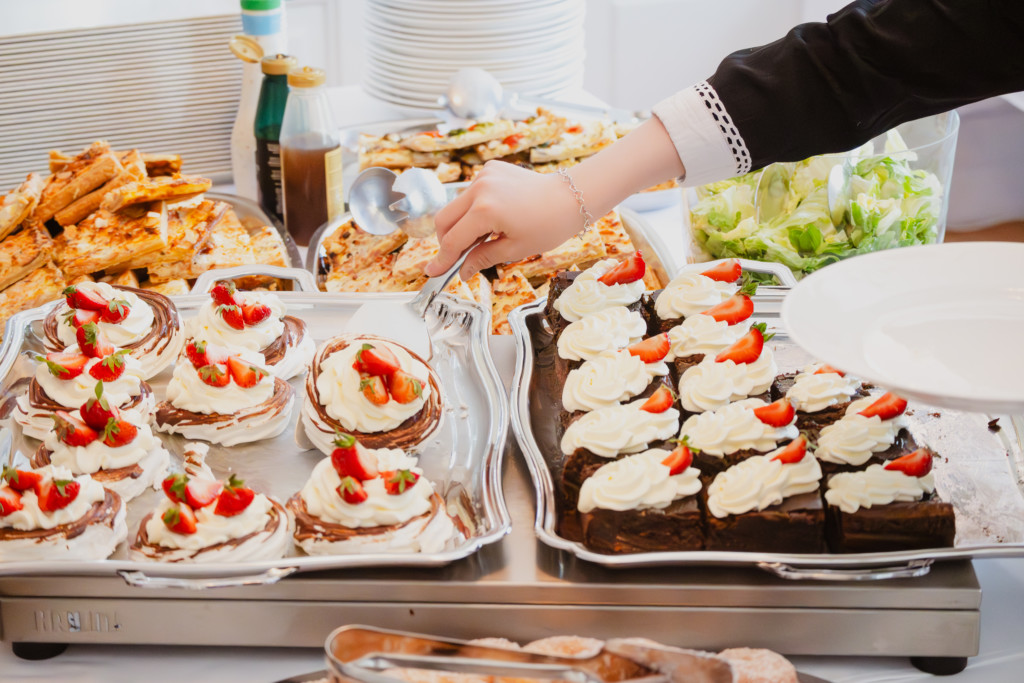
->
704;491;825;553
825;495;955;554
580;496;703;554
544;271;581;336
642;289;684;335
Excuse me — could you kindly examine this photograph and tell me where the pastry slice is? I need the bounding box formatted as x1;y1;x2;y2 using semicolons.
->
490;270;537;335
498;226;607;283
34;141;120;223
0;261;66;342
594;210;634;260
100;269;141;288
55;202;168;279
0;173;45;240
148;199;224;265
248;224;290;267
54;149;148;227
474;109;566;161
392;236;439;282
0;224;52;293
324;253;426;293
401;120;517;152
100;174;212;212
529;121;617;164
322;218;408;273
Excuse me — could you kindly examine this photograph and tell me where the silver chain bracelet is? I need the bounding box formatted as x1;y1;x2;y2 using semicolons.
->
557;167;595;238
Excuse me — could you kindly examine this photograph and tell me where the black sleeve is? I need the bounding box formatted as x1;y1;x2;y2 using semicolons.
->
707;0;1024;170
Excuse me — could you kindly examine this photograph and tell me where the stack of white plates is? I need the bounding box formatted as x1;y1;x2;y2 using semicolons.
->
364;0;585;110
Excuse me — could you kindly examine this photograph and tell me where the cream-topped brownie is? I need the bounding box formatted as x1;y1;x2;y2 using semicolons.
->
771;362;867;435
824;448;955;553
704;437;825;553
302;335;442;454
664;282;756;380
646;259;742;333
188;280;315;380
155;345;293;446
679;397;798;476
545;253;647;335
44;281;183;379
578;444;704;553
676;323;777;416
13;336;155;441
554;305;647;383
814;392;914;475
0;464;127;562
132;467;291;563
288;433;458;555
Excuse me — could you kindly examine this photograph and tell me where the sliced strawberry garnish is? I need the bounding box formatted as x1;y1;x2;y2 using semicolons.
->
814;364;845;376
502;132;525;147
2;466;42;492
162;504;198;534
661;441;694;475
63;307;101;330
701;259;742;283
197;363;230;387
701;294;753;325
355;343;401;376
36;351;89;379
36;478;81;512
185;478;223;509
76;322;115;358
210;280;239;307
184;340;228;368
330;432;379;481
52;410;99;447
216;304;245;330
858;392;908;421
88;348;131;382
101;416;138;448
597;251;646;286
80;381;117;430
753;398;796;427
772;437;808;464
382;469;420;495
337;476;368;504
714;322;771;365
0;486;23;516
100;298;131;324
162;473;188;504
884;448;933;478
62;285;108;312
241;301;273;326
388;370;424;404
226;356;267;388
627;334;670;363
360;375;389;405
214;474;255;517
640;385;675;414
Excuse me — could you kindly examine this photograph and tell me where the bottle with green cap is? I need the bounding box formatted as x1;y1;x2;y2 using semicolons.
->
255;54;297;221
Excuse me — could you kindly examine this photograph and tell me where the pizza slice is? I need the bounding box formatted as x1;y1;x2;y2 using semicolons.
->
55;202;168;279
0;173;46;240
490;269;537;335
402;120;517;152
497;227;607;283
475;109;567;161
54;150;148;227
529;121;618;164
34;142;121;223
100;174;212;213
0;261;66;341
594;210;635;260
322;218;408;273
0;224;52;292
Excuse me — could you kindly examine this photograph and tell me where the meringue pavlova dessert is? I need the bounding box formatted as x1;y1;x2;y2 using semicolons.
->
0;464;127;562
44;281;183;379
288;433;458;555
154;342;294;446
302;334;442;454
188;280;315;380
131;467;292;563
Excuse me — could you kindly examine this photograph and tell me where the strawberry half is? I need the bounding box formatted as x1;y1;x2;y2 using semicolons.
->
858;392;908;421
597;251;645;286
53;410;99;447
701;294;754;325
36;352;89;379
216;304;245;330
210;280;239;307
214;474;255;517
772;437;808;464
184;339;228;368
753;398;796;427
76;322;115;358
360;375;389;405
661;442;694;475
100;298;131;324
382;469;420;495
185;478;223;509
101;416;138;448
63;308;101;330
80;381;117;430
715;322;771;365
62;285;108;312
36;478;81;512
162;504;198;534
355;343;401;376
198;363;230;387
88;348;131;382
227;356;267;388
0;486;23;516
627;334;670;363
814;364;845;376
640;385;675;413
884;448;933;478
2;466;42;492
701;259;742;283
337;476;368;504
162;473;188;504
242;301;273;326
388;370;423;404
330;432;379;481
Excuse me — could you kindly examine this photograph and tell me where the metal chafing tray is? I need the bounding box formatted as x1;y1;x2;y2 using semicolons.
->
508;293;1024;573
0;266;510;581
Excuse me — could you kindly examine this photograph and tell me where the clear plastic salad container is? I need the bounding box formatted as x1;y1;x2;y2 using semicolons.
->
684;111;959;278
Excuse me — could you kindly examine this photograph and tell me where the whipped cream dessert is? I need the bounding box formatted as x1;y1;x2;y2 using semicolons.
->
707;447;822;518
577;449;702;514
785;363;862;413
562;349;669;413
815;396;910;467
680;398;798;457
552;258;645;323
677;348;777;413
560;398;680;457
0;465;127;562
45;282;183;379
290;443;457;555
654;272;736;321
825;464;935;513
666;314;748;361
557;306;647;362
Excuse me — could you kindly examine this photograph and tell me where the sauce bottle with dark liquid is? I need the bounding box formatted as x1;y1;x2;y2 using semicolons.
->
279;66;343;246
254;53;296;222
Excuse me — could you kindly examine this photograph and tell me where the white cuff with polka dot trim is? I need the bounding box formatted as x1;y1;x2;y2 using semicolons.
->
652;80;751;187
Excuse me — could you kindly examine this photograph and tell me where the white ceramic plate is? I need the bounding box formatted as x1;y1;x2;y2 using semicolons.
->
781;242;1024;414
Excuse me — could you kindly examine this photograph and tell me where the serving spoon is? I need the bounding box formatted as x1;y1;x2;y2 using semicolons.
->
754;160;855;227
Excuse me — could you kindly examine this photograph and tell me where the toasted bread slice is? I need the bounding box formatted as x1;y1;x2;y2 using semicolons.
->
491;269;537;335
322;218;408;273
146;205;253;282
56;202;168;278
142;278;190;296
101;175;212;213
497;227;607;283
0;261;66;340
54;150;148;227
0;224;53;292
35;142;120;223
248;224;290;267
160;199;225;263
0;173;46;240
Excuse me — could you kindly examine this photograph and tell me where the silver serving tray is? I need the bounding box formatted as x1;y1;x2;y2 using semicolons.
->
508;295;1024;570
0;266;510;582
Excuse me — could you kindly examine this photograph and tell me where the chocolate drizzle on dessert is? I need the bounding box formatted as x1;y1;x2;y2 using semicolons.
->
261;315;308;366
27;377;153;412
287;491;445;542
32;446;144;483
155;377;294;429
0;489;122;543
305;336;443;450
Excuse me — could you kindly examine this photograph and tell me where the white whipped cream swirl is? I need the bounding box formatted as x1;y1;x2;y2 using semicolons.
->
666;314;747;360
578;449;702;513
707;449;822;518
825;464;936;513
35;345;146;408
562;350;668;413
560;399;680;457
56;282;155;348
165;349;274;414
145;493;276;550
677;349;777;413
654;272;735;320
0;465;107;531
557;306;646;362
189;291;286;352
552;259;645;323
45;409;165;474
680;398;798;457
785;363;861;413
815;395;910;466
